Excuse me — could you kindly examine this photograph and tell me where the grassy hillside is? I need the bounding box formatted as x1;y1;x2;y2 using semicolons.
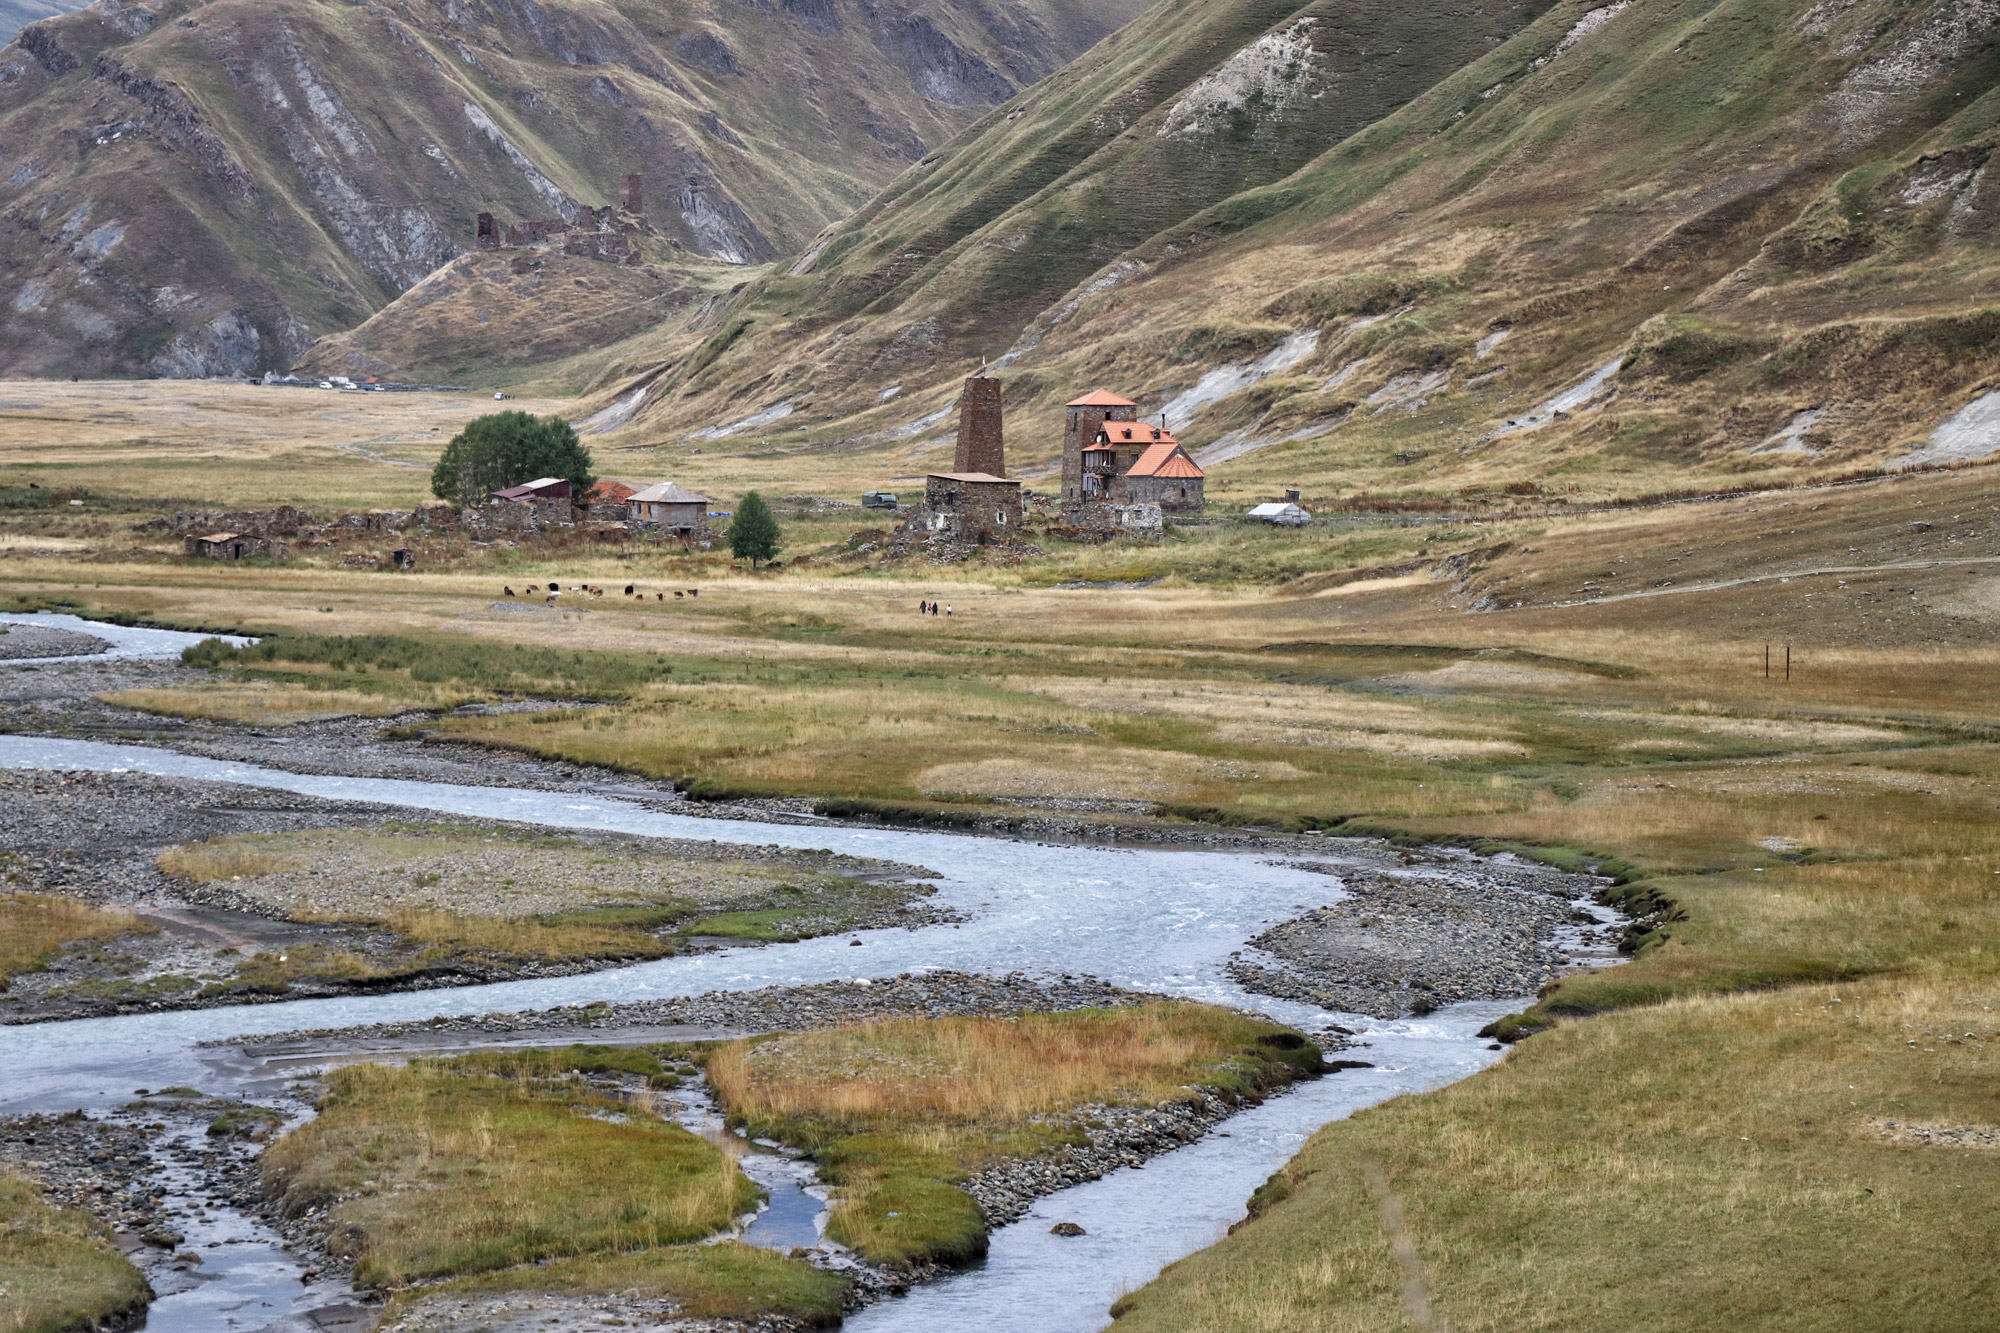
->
610;0;2000;502
0;0;1150;379
0;0;82;47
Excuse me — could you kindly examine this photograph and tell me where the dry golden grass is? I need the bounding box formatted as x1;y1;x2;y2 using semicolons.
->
711;1007;1284;1130
382;909;672;963
707;1005;1324;1266
157;840;309;883
0;379;569;509
0;894;146;989
1114;976;2000;1333
262;1055;754;1288
103;682;437;725
1569;709;1906;746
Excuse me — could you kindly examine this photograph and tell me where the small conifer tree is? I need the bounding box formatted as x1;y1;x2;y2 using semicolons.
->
728;491;781;569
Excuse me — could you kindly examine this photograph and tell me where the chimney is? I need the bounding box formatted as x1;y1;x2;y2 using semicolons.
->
620;173;643;215
954;374;1004;477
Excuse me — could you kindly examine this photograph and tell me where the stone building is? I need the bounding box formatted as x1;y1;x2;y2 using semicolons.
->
1062;389;1206;516
185;532;287;560
1060;389;1138;508
912;373;1023;543
628;482;710;538
922;473;1022;538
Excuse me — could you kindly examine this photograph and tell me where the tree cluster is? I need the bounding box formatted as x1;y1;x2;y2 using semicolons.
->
431;412;596;508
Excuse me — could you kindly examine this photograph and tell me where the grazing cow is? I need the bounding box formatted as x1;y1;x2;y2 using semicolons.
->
504;587;514;597
656;592;664;601
688;589;698;598
545;589;559;603
625;584;634;596
674;590;683;599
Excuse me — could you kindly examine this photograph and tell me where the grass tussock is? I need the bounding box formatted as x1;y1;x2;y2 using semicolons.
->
261;1051;757;1288
706;1004;1323;1266
0;894;146;990
0;1172;150;1333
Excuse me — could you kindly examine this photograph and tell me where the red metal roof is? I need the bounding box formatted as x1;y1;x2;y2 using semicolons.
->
587;479;637;503
1127;441;1205;479
1067;389;1137;408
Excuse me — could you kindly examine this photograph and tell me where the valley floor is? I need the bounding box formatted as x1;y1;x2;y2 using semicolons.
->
0;402;1996;1329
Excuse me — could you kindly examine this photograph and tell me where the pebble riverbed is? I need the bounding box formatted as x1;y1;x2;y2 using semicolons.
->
0;642;1627;1333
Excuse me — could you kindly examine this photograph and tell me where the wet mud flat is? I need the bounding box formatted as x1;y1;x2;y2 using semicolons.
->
0;767;947;1025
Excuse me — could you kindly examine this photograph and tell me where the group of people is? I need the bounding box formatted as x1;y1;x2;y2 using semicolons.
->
918;600;952;616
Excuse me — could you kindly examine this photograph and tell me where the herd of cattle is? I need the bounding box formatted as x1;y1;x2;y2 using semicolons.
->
502;584;700;603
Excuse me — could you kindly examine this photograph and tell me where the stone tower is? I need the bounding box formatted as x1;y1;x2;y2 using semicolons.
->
620;174;644;215
955;375;1005;477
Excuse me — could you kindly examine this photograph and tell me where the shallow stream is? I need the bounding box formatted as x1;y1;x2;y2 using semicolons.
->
0;733;1589;1332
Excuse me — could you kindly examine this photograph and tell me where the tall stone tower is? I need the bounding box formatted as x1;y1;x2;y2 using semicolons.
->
620;174;644;215
955;375;1005;476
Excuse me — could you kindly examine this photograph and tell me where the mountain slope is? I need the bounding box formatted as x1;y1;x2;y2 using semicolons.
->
623;0;2000;501
0;0;1149;378
0;0;84;47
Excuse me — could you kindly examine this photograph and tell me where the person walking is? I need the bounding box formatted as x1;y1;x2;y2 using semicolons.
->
945;604;953;616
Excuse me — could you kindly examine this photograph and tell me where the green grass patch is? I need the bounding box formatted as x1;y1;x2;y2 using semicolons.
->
261;1050;757;1287
0;1173;150;1333
389;1240;850;1326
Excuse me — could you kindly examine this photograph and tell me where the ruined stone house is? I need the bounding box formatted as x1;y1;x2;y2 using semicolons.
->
474;175;649;264
185;532;287;560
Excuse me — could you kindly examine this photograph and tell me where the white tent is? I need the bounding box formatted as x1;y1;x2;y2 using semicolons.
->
1246;501;1311;526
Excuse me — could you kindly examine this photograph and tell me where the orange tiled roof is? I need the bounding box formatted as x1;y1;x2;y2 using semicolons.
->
588;479;637;502
1128;441;1205;479
1068;389;1138;408
1094;422;1176;446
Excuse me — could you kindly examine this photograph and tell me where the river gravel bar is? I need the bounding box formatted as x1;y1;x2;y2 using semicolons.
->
0;769;943;1025
0;624;111;659
1227;861;1607;1018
